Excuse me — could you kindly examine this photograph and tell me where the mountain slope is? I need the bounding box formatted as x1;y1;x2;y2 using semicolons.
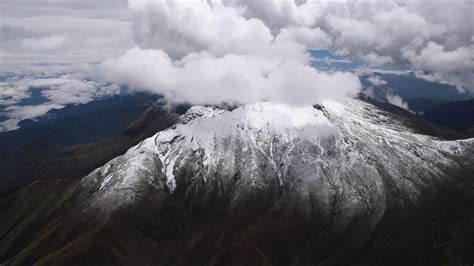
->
85;99;472;210
0;94;163;151
421;99;474;137
1;98;473;265
0;107;179;196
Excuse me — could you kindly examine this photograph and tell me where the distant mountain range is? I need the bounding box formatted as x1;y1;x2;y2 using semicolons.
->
416;99;474;138
360;72;473;102
360;72;474;137
0;93;164;151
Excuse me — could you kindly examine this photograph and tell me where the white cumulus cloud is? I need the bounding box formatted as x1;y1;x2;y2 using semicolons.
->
100;47;360;106
99;0;362;106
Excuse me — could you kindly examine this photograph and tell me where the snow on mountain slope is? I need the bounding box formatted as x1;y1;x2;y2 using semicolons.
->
81;98;473;218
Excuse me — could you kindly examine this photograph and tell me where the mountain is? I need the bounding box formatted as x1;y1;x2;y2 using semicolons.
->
0;106;180;196
0;93;190;196
360;72;473;102
359;73;474;137
1;98;473;265
0;93;163;151
419;99;474;138
402;98;474;138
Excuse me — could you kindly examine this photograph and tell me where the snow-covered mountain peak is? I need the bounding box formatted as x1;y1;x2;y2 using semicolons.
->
175;102;337;142
82;98;473;212
177;105;226;125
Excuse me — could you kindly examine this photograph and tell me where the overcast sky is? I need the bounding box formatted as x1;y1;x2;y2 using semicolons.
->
0;0;473;131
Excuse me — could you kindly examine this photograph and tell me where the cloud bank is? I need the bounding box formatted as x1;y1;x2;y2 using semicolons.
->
99;0;362;106
0;75;121;131
99;0;473;107
0;0;131;131
100;47;359;106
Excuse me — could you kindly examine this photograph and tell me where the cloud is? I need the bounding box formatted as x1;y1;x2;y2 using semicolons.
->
98;0;473;108
20;35;68;51
402;41;474;92
0;103;64;131
0;84;30;106
0;19;132;55
99;0;361;106
129;0;273;59
367;75;388;86
323;1;473;91
0;0;132;132
360;52;394;66
0;0;129;19
40;79;120;105
275;26;332;50
1;0;473;132
224;0;473;91
0;74;122;132
100;47;360;106
0;0;133;57
386;93;411;112
4;75;121;105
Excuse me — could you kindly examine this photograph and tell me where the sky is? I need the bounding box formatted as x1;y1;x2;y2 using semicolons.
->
0;0;473;131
